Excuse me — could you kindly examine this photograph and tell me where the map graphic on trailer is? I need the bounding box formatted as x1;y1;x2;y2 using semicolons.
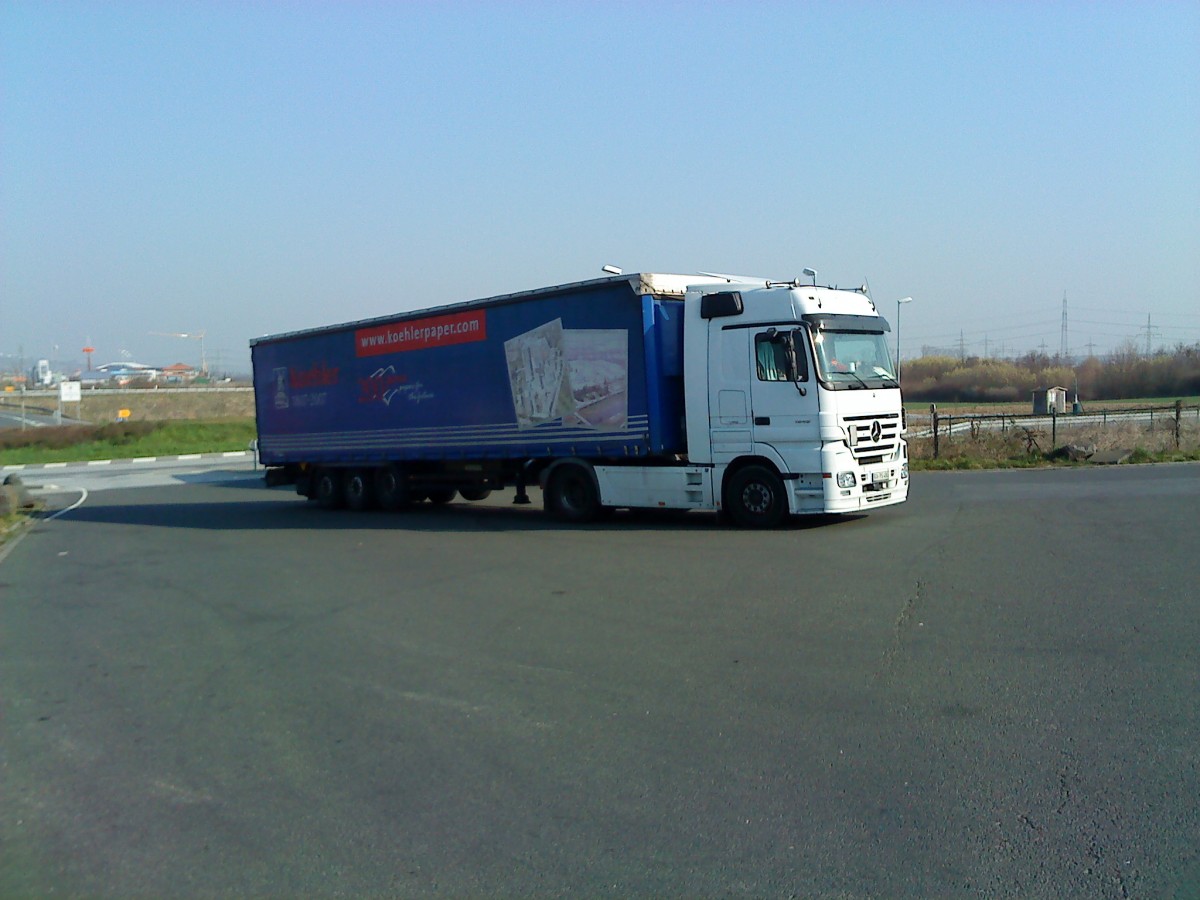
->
504;319;628;430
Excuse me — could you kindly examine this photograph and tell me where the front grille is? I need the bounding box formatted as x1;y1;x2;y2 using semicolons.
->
845;413;900;461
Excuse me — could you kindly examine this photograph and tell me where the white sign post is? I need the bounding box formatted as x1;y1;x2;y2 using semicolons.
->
59;380;81;424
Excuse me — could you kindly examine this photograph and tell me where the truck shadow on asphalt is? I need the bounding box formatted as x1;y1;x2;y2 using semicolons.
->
46;492;870;534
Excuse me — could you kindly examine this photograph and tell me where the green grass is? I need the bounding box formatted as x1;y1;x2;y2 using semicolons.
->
0;418;257;465
0;508;36;551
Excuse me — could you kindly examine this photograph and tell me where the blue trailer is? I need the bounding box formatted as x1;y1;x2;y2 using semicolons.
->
252;271;909;526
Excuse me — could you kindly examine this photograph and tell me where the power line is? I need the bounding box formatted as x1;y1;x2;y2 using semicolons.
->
911;319;1060;341
1073;304;1200;321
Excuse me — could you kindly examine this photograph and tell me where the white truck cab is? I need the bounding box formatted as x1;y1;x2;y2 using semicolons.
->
680;277;907;523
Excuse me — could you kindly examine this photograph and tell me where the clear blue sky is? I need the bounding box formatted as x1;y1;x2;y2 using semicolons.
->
3;1;1198;374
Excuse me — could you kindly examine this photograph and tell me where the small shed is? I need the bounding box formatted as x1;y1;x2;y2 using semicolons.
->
1032;385;1069;415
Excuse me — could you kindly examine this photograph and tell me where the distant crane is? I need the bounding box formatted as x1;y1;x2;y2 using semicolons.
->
150;330;208;375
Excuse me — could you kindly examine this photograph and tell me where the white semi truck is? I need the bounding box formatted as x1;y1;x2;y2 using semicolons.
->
252;271;908;527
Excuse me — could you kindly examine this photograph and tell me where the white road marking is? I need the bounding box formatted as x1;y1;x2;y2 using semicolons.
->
47;487;88;520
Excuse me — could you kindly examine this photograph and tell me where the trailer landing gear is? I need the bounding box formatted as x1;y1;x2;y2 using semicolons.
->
513;470;531;505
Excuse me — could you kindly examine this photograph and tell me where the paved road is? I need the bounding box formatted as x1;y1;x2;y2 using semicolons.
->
0;401;86;429
2;451;260;495
2;466;1197;897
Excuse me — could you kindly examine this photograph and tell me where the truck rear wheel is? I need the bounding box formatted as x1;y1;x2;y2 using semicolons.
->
345;469;374;511
458;487;492;502
374;466;410;510
425;488;457;505
314;469;345;510
546;465;602;523
725;465;787;528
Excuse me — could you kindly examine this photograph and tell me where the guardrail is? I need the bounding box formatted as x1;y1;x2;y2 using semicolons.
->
913;400;1200;458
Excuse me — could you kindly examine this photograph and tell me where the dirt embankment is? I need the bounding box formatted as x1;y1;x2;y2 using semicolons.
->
77;388;256;422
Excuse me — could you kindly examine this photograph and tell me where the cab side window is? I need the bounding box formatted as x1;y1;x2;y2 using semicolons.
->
755;331;808;382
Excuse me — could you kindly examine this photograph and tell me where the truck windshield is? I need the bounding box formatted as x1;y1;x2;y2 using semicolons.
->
810;328;897;390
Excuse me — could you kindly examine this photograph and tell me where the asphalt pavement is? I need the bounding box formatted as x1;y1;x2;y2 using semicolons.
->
2;464;1197;897
0;401;85;429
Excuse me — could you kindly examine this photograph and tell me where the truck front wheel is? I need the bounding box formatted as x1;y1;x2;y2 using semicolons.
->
546;465;601;523
725;465;787;528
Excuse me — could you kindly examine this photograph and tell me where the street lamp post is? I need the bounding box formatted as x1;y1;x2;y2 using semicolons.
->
895;297;912;381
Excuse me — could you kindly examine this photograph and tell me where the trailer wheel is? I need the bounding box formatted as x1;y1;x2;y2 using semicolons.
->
725;465;787;528
425;488;457;505
314;469;345;510
345;469;374;511
374;466;410;510
458;487;492;502
546;464;602;523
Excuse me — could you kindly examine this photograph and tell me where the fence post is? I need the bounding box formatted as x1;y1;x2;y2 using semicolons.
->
1176;399;1183;450
1051;407;1057;446
931;403;939;459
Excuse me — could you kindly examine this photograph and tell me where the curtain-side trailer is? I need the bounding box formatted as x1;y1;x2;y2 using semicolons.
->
251;272;908;527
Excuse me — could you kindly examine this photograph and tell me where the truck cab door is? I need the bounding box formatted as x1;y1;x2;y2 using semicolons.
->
749;328;821;470
707;327;753;461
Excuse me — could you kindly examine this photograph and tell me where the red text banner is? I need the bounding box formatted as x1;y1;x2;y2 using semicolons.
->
355;310;487;357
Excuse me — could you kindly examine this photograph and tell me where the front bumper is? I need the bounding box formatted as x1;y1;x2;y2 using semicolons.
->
818;445;909;513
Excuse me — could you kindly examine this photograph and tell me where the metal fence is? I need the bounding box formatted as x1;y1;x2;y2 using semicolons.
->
910;400;1200;458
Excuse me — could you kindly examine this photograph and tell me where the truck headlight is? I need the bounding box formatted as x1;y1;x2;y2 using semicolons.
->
837;472;856;488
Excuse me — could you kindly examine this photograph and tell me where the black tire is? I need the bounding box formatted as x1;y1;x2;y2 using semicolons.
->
313;468;345;510
546;464;602;523
374;465;410;510
725;465;787;528
425;488;457;505
458;487;492;502
345;469;374;511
